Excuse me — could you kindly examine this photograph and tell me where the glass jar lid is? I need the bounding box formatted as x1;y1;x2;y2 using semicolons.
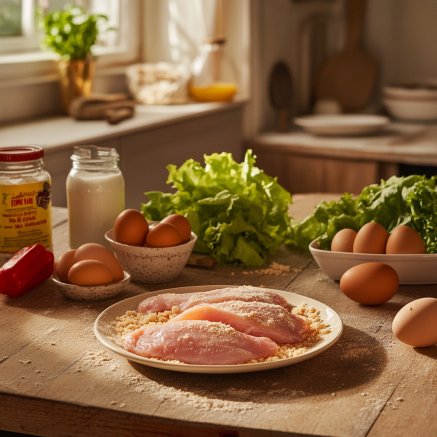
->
71;145;119;163
0;146;44;162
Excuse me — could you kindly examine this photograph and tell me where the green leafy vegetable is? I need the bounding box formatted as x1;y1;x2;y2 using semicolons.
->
289;175;437;253
141;150;292;267
40;4;109;60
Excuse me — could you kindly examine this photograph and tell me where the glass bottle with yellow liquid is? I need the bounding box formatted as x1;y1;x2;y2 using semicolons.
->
190;37;238;103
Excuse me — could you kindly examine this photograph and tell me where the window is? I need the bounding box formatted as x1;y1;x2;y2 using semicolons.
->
0;0;140;68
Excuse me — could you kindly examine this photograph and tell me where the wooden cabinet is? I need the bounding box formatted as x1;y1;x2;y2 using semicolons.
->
253;150;393;195
120;106;243;209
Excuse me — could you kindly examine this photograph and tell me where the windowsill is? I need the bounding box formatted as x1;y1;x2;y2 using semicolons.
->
0;100;247;153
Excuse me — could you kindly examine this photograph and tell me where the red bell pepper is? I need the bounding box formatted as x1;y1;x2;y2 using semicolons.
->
0;244;55;298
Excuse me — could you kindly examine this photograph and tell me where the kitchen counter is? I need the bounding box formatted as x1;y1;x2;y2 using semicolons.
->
0;102;244;208
250;123;437;194
1;195;437;437
0;101;245;153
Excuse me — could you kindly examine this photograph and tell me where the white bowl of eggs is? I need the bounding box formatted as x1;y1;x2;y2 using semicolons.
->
52;243;131;301
310;223;437;285
105;210;197;283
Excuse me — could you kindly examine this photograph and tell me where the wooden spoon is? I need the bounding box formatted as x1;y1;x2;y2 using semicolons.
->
315;0;377;112
269;61;293;132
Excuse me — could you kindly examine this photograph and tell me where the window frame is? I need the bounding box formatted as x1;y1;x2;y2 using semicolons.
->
0;0;40;53
0;0;141;83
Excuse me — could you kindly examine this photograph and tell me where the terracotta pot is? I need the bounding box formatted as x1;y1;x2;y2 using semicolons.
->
57;58;95;114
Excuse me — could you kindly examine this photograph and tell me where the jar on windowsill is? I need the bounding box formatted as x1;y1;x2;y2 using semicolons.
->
189;37;238;103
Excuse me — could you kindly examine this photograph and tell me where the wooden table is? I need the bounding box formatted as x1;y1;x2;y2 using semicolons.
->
1;195;437;437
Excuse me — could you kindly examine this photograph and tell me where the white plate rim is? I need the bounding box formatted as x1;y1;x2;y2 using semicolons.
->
94;285;343;374
294;114;390;128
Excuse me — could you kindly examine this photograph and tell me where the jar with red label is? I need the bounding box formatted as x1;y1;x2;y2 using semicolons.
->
0;147;52;266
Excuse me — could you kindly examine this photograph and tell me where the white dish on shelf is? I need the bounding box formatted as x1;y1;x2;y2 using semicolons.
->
294;115;390;136
309;239;437;284
383;98;437;121
94;285;343;374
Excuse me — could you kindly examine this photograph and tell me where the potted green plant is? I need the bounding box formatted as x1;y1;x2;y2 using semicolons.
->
40;4;109;113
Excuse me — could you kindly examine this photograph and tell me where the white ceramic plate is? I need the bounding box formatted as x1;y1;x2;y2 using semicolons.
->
94;285;343;374
294;114;389;136
310;239;437;284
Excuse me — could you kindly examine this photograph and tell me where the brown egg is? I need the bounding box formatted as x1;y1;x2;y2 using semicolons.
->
392;298;437;347
145;223;183;247
114;209;149;246
68;260;113;286
55;249;77;283
161;214;192;242
75;243;124;282
353;222;389;254
331;229;358;252
386;226;426;254
340;262;399;305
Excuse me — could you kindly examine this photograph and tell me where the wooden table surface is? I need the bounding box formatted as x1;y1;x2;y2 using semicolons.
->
1;194;437;437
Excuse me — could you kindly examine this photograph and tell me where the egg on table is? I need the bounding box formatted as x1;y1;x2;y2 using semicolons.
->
74;243;124;282
146;222;183;247
161;214;192;242
331;228;357;252
55;249;77;283
353;222;389;254
386;226;426;254
114;209;149;246
392;298;437;347
340;262;399;305
68;260;114;286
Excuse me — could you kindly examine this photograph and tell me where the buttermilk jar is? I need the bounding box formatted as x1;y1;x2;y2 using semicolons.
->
0;146;53;266
67;145;125;250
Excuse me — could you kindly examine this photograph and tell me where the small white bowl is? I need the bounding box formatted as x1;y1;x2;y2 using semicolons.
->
52;271;131;301
383;98;437;121
309;239;437;285
105;227;197;283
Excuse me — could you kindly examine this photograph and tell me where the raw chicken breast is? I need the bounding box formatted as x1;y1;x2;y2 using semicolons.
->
137;286;287;314
169;301;307;343
124;320;279;365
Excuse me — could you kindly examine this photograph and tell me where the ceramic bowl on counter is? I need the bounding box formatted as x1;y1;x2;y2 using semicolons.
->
383;98;437;121
309;239;437;285
105;226;197;283
52;271;131;301
383;84;437;101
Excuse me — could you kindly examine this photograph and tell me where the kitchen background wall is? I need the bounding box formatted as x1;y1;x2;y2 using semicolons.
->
2;0;437;133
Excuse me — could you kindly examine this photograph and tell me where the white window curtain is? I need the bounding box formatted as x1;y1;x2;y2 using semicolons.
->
145;0;218;67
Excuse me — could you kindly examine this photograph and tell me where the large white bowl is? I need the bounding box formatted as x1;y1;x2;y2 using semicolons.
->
383;85;437;101
383;98;437;121
94;285;343;374
105;227;197;283
309;239;437;285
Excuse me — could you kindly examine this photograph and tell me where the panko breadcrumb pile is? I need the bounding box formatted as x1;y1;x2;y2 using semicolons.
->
114;303;330;365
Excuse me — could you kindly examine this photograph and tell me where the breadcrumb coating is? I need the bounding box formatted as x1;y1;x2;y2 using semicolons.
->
114;303;330;365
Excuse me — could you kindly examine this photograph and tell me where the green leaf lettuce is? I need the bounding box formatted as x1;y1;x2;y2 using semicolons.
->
288;175;437;253
141;150;292;267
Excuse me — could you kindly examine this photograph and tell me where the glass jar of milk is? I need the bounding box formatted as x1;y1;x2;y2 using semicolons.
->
67;146;125;249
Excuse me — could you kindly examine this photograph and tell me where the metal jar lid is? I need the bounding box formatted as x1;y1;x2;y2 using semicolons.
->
0;146;44;162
